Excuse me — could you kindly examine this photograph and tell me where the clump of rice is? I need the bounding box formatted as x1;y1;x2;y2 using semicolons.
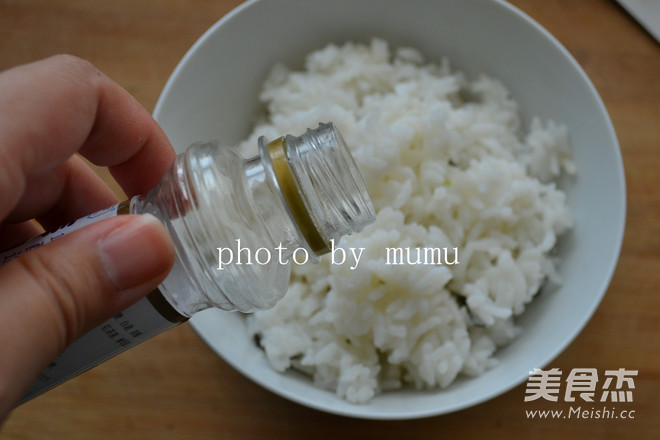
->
239;39;575;404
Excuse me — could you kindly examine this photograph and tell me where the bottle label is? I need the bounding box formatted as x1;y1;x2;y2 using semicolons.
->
1;202;185;404
1;203;126;265
20;290;181;404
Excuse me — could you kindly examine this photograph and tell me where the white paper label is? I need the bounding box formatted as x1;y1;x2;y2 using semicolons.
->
1;204;121;265
20;291;180;404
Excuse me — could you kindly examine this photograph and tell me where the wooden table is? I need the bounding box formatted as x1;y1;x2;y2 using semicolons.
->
1;1;658;438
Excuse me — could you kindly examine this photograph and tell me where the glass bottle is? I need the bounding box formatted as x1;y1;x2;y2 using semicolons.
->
7;122;375;403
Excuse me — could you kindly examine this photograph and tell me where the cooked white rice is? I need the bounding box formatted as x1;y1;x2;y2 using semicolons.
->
239;39;575;404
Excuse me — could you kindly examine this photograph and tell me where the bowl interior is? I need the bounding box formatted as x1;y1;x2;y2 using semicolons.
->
153;0;625;419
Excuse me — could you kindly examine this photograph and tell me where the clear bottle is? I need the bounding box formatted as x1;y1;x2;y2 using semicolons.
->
9;122;375;403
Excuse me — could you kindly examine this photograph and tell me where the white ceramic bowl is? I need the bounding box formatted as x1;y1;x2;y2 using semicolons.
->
153;0;625;419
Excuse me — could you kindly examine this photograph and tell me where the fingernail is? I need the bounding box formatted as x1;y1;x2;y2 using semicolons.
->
99;214;173;291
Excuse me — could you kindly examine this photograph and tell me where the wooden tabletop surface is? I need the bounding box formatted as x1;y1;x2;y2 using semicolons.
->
1;0;659;438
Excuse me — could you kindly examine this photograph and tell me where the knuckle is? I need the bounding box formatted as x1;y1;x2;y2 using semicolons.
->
14;250;86;348
48;54;97;76
46;54;103;93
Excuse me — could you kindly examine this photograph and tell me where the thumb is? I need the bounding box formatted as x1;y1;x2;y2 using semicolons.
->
0;214;175;412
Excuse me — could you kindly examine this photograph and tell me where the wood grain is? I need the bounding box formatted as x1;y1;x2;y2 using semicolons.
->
1;0;659;438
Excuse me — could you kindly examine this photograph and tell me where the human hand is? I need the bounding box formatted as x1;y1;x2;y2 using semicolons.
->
0;55;176;420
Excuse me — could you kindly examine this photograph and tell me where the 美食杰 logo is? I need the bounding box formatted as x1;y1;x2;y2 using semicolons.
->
523;368;638;420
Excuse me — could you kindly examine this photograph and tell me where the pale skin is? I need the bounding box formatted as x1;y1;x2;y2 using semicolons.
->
0;55;177;422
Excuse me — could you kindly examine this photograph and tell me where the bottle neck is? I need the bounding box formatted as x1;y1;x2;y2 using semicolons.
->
242;151;315;261
257;123;375;257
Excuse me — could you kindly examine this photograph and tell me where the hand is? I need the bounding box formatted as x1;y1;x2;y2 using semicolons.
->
0;55;176;420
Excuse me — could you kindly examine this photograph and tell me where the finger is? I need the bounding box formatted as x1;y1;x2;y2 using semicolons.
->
79;83;176;197
0;214;175;415
5;155;119;230
0;55;176;220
